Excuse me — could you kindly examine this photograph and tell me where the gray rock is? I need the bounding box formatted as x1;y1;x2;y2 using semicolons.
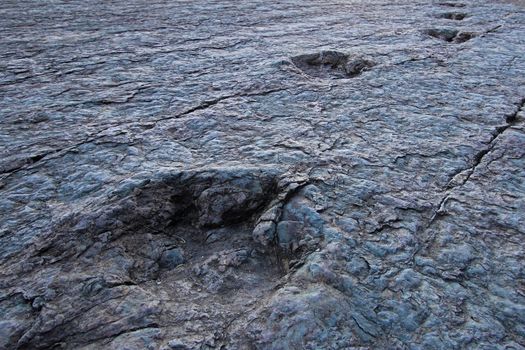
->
159;248;185;269
1;0;525;349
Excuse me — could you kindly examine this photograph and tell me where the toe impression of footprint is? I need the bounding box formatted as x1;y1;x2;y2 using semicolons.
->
437;12;467;20
290;50;376;79
424;28;476;43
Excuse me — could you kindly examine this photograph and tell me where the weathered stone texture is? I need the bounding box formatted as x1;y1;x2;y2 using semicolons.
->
1;0;524;349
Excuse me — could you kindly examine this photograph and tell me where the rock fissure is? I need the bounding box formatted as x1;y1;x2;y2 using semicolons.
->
0;87;288;181
408;97;524;263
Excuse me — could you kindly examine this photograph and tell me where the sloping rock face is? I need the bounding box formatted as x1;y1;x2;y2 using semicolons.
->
1;0;524;349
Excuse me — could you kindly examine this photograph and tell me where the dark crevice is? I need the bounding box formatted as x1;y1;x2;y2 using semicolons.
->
172;87;287;120
506;97;525;124
438;2;466;7
407;98;525;264
0;87;286;181
106;280;137;288
463;97;524;182
351;316;378;339
0;150;57;175
437;12;467;20
29;154;46;163
447;97;524;191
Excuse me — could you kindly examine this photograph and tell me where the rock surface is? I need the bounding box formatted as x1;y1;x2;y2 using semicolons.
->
1;0;525;349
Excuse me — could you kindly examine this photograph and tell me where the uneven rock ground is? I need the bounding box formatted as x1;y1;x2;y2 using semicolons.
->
1;0;525;349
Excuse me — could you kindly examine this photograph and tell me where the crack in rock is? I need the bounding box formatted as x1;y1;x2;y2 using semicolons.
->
438;2;466;7
409;97;525;262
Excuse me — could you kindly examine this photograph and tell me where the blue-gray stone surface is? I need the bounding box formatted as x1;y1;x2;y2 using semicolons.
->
1;0;524;349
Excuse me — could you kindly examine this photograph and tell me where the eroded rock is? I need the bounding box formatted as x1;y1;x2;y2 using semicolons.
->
1;0;525;349
0;166;324;348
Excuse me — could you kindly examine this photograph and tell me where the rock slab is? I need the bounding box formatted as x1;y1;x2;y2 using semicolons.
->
1;0;525;349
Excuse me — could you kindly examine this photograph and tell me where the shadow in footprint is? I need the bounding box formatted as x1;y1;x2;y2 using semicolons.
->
424;28;476;43
436;12;467;20
438;2;466;7
290;50;375;79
